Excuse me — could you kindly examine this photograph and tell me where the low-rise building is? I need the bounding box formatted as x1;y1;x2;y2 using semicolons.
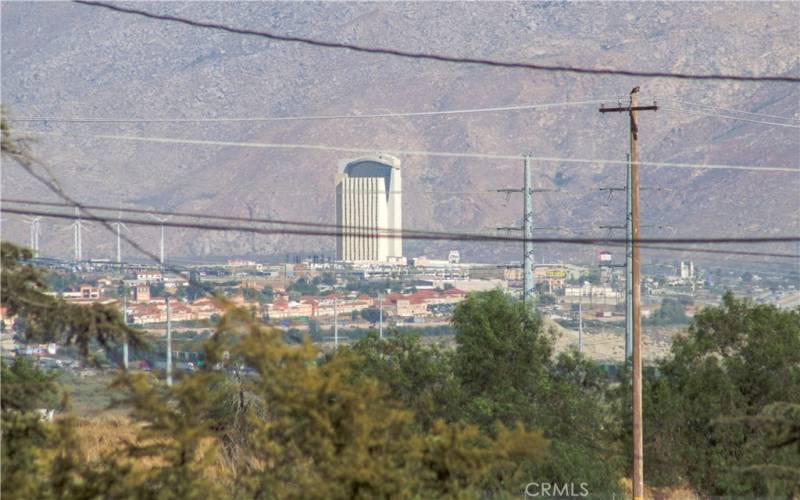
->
133;283;151;302
394;298;429;317
267;299;316;319
315;295;372;317
136;272;163;283
129;304;162;324
191;298;223;320
564;283;622;300
380;288;467;318
61;284;103;302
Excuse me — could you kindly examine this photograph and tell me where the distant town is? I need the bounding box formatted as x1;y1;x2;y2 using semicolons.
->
3;154;798;368
3;250;797;362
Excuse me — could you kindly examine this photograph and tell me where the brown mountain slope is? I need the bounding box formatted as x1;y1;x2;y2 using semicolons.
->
2;2;798;264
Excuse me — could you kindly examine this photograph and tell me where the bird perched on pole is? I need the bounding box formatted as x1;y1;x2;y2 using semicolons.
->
630;86;641;140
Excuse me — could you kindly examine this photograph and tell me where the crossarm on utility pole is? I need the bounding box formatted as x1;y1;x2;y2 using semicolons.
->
598;105;659;113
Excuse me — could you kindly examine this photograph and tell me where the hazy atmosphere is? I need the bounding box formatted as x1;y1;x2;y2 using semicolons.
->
3;1;798;263
1;2;798;499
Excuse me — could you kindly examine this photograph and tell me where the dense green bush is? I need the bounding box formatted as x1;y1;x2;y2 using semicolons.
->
639;293;800;497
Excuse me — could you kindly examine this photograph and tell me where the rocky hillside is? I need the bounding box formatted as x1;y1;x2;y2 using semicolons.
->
2;1;798;265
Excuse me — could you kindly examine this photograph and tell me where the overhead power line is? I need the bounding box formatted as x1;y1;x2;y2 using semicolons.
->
3;207;799;260
631;244;798;259
7;98;622;124
13;97;797;130
73;0;800;83
659;106;800;129
12;97;798;130
1;197;480;238
3;198;771;247
660;98;800;122
10;198;792;260
16;130;800;173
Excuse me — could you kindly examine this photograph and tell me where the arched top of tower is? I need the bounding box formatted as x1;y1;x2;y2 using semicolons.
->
338;154;401;176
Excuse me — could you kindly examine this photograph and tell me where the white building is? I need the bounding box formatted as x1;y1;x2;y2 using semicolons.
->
336;155;403;262
564;282;622;300
680;261;695;280
448;251;461;264
136;272;163;283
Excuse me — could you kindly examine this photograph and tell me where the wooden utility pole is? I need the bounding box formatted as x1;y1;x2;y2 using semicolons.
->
625;152;633;361
629;93;644;500
600;88;657;500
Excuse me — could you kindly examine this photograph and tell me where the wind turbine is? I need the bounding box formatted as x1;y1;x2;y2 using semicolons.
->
113;212;130;263
24;216;42;257
149;214;171;266
66;207;91;262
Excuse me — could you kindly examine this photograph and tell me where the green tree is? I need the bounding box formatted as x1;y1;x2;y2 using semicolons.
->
360;307;381;324
150;282;166;298
716;402;800;486
0;337;102;500
287;277;318;296
212;307;548;498
1;357;60;413
345;279;400;295
586;268;602;285
451;290;551;427
644;297;689;325
45;271;84;293
639;293;800;497
241;287;259;301
538;293;557;306
345;334;462;428
451;290;623;494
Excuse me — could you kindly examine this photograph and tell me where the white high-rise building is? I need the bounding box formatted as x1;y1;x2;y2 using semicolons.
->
680;261;695;280
335;154;402;262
